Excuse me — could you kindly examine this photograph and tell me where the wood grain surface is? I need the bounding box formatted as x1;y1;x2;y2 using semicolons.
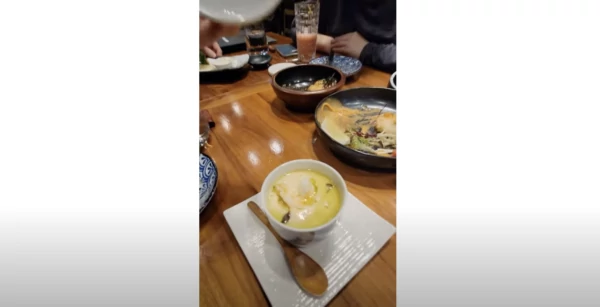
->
200;33;396;307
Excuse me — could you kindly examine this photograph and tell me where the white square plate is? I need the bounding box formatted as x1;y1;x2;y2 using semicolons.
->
223;193;396;307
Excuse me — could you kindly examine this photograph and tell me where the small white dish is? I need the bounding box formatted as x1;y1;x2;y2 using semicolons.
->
201;54;249;73
199;63;216;72
390;71;397;89
200;0;281;25
223;192;396;307
260;159;347;246
211;57;232;70
268;63;297;76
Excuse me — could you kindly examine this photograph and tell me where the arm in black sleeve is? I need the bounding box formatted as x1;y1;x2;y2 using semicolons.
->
291;32;297;47
359;42;396;73
290;18;297;47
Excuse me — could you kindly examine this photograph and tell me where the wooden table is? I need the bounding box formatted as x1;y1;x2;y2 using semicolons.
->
200;33;396;307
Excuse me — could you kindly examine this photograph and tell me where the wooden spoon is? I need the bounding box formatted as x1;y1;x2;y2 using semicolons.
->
247;201;329;296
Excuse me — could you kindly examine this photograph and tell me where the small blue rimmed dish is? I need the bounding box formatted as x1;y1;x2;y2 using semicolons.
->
310;55;363;77
200;153;218;214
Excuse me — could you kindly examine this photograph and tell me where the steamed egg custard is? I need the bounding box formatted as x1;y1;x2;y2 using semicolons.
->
267;170;341;229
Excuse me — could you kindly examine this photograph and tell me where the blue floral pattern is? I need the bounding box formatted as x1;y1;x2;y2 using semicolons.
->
200;154;218;214
310;55;363;77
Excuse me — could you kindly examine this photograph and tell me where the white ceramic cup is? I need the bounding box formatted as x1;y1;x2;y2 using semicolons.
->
260;159;347;246
200;0;281;25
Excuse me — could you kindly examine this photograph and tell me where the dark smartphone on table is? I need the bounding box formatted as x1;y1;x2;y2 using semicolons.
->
275;44;298;58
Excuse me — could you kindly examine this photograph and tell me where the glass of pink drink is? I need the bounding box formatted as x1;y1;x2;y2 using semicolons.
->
294;1;319;63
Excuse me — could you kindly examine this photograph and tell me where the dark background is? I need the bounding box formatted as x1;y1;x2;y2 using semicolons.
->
264;0;296;37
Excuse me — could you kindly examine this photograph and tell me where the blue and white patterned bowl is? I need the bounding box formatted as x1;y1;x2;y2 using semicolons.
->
309;55;363;77
200;153;218;214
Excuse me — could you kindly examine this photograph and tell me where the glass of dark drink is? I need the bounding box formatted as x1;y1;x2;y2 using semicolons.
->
244;22;268;56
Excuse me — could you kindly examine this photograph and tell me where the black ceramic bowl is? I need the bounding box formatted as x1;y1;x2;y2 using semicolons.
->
199;66;249;84
272;64;346;112
314;87;396;170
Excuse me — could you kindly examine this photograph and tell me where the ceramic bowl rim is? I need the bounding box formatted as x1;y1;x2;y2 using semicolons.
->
199;1;280;26
390;72;397;89
309;55;363;77
259;159;348;233
200;153;218;214
314;87;397;161
271;64;346;96
199;54;249;74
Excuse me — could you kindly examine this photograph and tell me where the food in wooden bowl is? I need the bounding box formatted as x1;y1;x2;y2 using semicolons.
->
271;65;346;112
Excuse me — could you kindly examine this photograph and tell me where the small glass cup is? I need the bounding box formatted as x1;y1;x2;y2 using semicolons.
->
199;121;210;148
245;22;268;56
294;1;320;63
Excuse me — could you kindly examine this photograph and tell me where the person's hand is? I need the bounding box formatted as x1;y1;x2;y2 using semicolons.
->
331;32;368;59
200;17;239;49
201;42;222;58
316;34;334;54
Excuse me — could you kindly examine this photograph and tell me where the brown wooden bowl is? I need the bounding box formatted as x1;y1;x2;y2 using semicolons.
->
271;64;346;113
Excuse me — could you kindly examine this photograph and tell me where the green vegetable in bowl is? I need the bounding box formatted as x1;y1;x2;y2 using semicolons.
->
349;135;374;153
200;52;208;65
